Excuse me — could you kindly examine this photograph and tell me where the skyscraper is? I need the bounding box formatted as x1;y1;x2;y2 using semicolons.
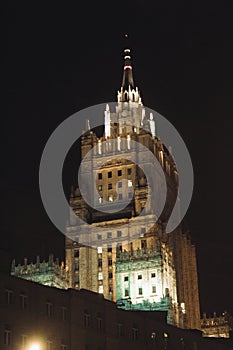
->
65;48;200;330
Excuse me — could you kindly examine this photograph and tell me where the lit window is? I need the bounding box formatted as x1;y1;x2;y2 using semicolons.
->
98;272;103;280
97;247;102;254
128;180;132;187
108;171;112;178
98;185;102;191
108;195;113;202
99;285;103;294
98;196;103;204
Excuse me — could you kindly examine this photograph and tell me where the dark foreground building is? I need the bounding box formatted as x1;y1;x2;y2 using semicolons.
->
0;271;232;350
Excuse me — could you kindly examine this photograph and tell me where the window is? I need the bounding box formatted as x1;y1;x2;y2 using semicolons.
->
99;285;103;294
151;272;156;278
97;234;102;240
61;306;67;321
118;181;122;188
108;195;113;202
128;192;133;199
46;302;53;317
61;344;67;350
118;170;122;176
108;171;112;178
124;276;128;282
98;272;103;280
138;274;142;280
118;194;122;200
117;230;122;238
20;293;27;309
124;289;129;297
84;312;90;327
108;272;113;279
107;246;112;253
141;240;147;249
132;327;139;340
97;317;102;331
98;259;102;268
21;334;27;348
127;168;132;175
98;196;103;204
98;185;102;191
5;289;13;305
98;173;102;180
108;183;112;190
3;329;11;346
165;288;169;297
46;340;53;350
152;286;156;294
108;259;112;266
107;232;112;238
128;180;132;187
141;227;146;234
97;246;102;254
138;287;143;295
74;250;79;258
117;323;123;337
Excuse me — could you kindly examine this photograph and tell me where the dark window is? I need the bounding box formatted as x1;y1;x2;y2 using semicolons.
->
152;286;156;293
5;289;13;305
141;240;147;249
98;259;102;268
108;272;113;279
138;287;143;295
117;323;123;337
118;182;122;188
127;168;132;175
141;227;146;234
138;274;142;280
97;234;102;240
46;302;53;317
98;173;102;180
107;232;112;238
4;329;11;346
117;230;122;238
118;170;122;176
20;294;27;310
124;276;128;282
108;183;112;190
84;313;90;327
62;307;68;321
128;192;133;199
108;259;112;266
118;194;122;200
132;327;139;340
108;171;112;178
124;289;129;297
107;247;112;253
165;288;169;297
151;272;156;278
97;317;102;331
74;250;79;258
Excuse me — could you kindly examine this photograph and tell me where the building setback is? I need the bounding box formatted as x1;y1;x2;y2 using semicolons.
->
0;271;232;350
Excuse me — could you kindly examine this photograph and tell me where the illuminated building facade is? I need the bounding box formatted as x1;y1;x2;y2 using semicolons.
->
65;48;201;329
201;312;232;338
11;254;69;290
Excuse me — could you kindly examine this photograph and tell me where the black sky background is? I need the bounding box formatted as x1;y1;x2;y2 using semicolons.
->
2;1;233;316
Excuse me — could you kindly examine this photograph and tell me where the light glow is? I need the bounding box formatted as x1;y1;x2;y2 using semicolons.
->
28;343;41;350
124;65;132;70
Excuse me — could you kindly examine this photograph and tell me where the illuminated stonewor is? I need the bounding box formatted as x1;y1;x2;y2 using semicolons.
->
11;254;69;289
65;48;201;329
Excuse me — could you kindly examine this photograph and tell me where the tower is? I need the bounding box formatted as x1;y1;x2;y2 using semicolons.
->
65;48;200;329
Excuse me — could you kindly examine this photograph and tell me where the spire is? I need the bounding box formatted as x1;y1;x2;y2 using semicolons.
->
121;48;134;89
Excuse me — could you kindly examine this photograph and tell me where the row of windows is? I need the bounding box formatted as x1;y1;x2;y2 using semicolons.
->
97;230;122;240
98;191;133;203
98;168;132;180
124;272;156;282
98;180;133;191
124;286;156;297
2;329;67;349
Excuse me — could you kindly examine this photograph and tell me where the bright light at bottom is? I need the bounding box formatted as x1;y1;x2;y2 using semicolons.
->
28;343;41;350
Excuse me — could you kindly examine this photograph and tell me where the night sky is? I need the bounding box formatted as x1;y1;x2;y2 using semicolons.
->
3;2;233;316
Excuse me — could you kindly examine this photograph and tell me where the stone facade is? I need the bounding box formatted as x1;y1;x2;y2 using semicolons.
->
201;312;232;338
